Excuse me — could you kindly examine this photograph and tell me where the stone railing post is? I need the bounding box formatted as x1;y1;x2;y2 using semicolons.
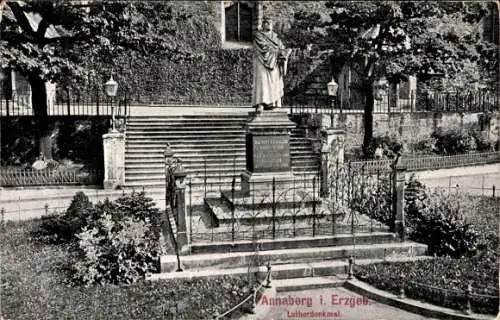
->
391;160;406;241
319;129;346;197
103;131;125;189
173;168;188;253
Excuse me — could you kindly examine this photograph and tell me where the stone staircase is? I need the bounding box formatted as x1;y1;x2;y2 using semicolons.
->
157;233;429;278
124;115;320;193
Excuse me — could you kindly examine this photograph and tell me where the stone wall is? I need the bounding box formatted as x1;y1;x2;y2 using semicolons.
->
311;111;500;155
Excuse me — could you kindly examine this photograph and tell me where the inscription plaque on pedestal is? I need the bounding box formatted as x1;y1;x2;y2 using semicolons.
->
246;134;291;172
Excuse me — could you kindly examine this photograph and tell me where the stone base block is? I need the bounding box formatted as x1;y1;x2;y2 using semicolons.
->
241;170;298;196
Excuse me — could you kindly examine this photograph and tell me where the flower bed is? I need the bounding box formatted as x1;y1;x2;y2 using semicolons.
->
356;197;500;315
1;220;255;319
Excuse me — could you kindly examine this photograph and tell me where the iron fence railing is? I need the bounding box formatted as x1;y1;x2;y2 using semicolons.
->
0;167;103;187
401;280;499;315
290;89;499;115
190;163;392;244
0;88;130;117
349;151;500;173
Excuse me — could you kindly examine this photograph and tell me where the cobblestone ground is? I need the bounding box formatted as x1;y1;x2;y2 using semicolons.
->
264;287;437;320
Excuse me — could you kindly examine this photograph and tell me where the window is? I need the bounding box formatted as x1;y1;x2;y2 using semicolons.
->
221;1;256;48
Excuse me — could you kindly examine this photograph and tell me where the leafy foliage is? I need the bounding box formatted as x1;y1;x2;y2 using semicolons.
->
1;1;193;86
2;220;253;319
356;257;499;314
36;191;94;243
69;191;162;285
406;188;479;257
348;173;479;258
288;1;497;156
431;128;477;154
356;195;499;315
72;213;160;285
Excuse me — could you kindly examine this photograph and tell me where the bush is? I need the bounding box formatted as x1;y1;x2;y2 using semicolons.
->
356;257;499;314
406;188;479;258
349;175;393;225
350;173;479;258
70;191;162;285
35;190;163;285
411;137;437;154
2;219;254;319
72;214;160;285
470;130;492;152
431;129;477;155
36;191;94;243
366;134;403;159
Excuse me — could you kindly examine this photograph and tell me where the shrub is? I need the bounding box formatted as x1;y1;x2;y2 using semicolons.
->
349;175;393;225
36;192;94;243
356;257;499;314
72;214;160;285
350;173;479;258
470;130;492;152
406;188;479;258
366;134;403;159
411;137;437;154
431;129;477;155
70;191;162;285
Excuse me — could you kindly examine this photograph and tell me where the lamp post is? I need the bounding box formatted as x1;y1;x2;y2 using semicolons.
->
327;78;339;127
104;75;118;132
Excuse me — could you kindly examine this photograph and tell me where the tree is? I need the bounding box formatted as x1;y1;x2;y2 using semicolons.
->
0;0;191;159
288;1;498;158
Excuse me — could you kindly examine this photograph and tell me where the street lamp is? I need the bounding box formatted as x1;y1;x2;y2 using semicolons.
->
327;78;339;127
104;75;118;132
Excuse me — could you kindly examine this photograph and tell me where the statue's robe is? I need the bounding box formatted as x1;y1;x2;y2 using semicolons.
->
251;30;286;107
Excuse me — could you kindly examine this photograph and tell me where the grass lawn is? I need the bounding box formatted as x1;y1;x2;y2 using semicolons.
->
0;219;254;320
356;197;499;315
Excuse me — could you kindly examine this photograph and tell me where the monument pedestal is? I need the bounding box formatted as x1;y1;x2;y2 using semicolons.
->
241;111;296;196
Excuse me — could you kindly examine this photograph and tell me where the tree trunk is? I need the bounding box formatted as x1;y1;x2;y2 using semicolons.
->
29;75;53;160
362;80;375;159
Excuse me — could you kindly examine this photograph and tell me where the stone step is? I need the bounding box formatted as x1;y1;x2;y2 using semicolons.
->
124;167;246;175
158;242;429;274
124;166;317;175
126;136;245;142
124;153;315;160
124;156;244;163
124;169;318;180
126;147;246;155
153;256;434;281
124;172;318;184
126;154;246;162
124;159;246;168
126;141;246;147
189;233;399;254
127;120;248;125
126;131;245;138
124;179;242;189
273;276;345;292
126;124;245;129
128;115;249;120
125;144;311;154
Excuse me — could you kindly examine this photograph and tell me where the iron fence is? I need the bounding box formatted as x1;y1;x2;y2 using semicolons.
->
0;88;130;117
0;167;102;187
189;163;392;244
349;151;500;173
290;89;498;115
402;281;499;315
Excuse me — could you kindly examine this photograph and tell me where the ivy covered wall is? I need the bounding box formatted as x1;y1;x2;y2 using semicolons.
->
83;1;332;106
